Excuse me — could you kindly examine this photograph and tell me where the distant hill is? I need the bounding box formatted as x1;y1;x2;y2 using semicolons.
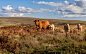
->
0;17;86;26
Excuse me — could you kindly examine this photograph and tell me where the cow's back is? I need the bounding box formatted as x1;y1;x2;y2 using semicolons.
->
41;21;49;29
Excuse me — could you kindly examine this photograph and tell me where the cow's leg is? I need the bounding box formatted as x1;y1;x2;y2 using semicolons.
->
44;26;47;30
66;32;70;38
80;28;82;32
39;28;41;31
39;26;42;31
36;26;39;31
44;28;46;31
39;24;42;31
78;28;80;32
52;31;54;34
66;32;69;38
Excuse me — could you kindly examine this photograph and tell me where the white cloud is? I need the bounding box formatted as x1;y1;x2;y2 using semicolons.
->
36;8;53;12
1;1;86;18
0;13;24;17
62;14;86;17
57;11;61;14
75;0;86;1
64;1;69;5
62;14;80;17
0;5;53;17
32;1;86;18
75;0;86;7
33;1;64;7
15;6;53;13
62;12;68;15
59;5;83;14
65;5;83;13
2;5;13;10
58;2;86;17
33;1;83;14
17;6;26;11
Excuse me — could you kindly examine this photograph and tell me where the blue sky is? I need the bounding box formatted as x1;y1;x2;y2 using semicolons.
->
0;0;86;21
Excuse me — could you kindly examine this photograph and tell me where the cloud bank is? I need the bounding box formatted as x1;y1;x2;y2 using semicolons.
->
33;1;64;7
1;0;86;18
33;0;86;18
0;5;53;17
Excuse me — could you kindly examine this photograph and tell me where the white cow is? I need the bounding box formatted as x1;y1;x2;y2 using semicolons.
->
47;24;55;34
77;24;82;32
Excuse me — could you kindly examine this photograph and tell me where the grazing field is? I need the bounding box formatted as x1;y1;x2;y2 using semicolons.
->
0;17;86;54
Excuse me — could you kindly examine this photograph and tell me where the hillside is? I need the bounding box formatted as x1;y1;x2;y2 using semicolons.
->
0;17;86;54
0;17;86;26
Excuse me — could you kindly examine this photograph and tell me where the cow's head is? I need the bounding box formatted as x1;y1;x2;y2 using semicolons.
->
47;25;52;30
77;24;81;26
34;20;39;26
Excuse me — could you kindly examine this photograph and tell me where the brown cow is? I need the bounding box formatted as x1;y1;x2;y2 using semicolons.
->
34;20;49;31
64;24;70;32
64;24;70;38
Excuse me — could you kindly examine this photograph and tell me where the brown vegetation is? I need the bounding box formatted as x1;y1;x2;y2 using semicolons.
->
0;17;86;54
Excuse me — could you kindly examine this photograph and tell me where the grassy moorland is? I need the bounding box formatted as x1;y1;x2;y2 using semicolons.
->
0;17;86;26
0;17;86;54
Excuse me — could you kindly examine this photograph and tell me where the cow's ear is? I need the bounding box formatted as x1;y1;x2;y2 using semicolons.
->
33;20;37;22
35;20;38;22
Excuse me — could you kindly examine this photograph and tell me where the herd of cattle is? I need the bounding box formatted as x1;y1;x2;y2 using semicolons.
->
0;19;82;37
34;20;82;36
